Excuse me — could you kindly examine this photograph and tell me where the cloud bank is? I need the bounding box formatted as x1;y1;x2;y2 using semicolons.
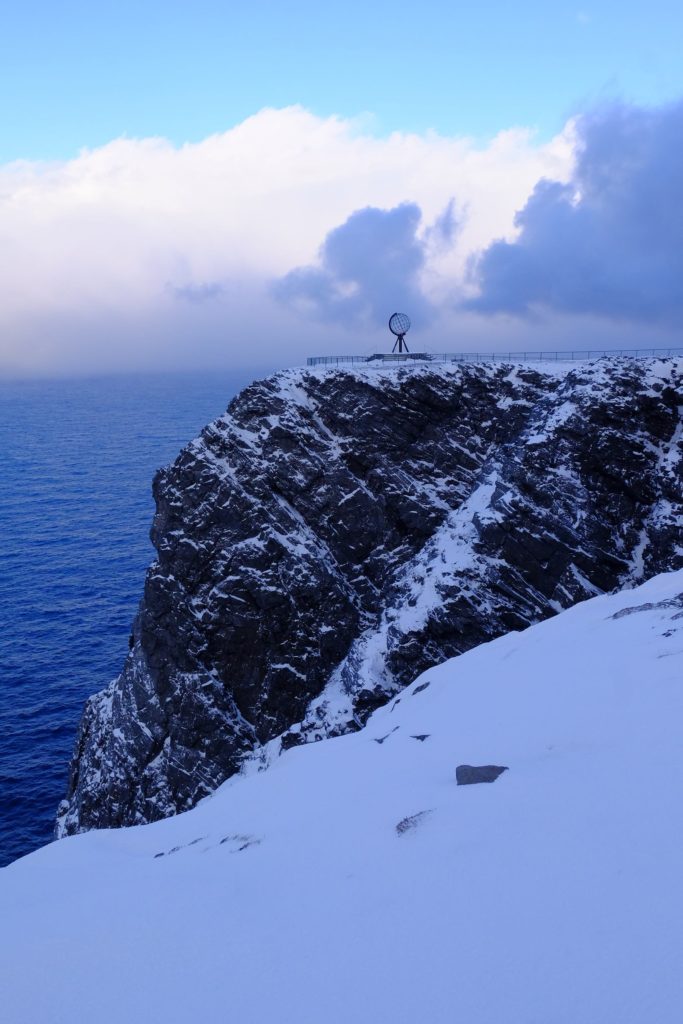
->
0;107;570;376
467;101;683;326
1;100;681;378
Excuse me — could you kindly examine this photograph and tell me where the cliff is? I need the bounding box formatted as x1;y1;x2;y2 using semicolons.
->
57;358;683;835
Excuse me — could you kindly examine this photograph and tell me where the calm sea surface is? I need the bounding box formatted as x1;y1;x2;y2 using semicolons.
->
0;370;260;867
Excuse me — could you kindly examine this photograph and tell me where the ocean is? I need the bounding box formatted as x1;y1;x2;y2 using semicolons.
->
0;370;260;867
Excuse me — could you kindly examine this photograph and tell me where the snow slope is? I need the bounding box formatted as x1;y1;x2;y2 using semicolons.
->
3;569;683;1023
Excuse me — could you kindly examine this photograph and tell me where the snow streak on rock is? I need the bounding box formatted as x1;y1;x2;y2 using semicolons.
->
57;358;683;834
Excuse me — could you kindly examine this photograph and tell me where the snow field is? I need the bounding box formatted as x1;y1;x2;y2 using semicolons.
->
2;569;683;1023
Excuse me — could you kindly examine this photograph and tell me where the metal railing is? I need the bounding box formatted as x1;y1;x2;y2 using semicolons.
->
307;347;683;367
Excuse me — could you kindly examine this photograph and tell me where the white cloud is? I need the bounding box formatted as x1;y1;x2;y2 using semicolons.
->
0;107;576;376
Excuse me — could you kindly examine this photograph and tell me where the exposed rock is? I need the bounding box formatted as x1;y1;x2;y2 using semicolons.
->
456;765;509;785
610;595;683;619
372;727;400;745
396;810;431;835
57;358;683;836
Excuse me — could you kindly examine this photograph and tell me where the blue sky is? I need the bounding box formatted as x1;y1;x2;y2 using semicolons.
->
2;0;683;160
1;1;682;375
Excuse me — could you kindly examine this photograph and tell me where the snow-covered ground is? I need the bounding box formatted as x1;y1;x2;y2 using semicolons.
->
3;570;683;1023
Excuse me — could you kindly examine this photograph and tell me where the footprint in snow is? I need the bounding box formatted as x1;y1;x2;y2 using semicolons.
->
219;834;261;853
154;834;260;858
154;835;207;858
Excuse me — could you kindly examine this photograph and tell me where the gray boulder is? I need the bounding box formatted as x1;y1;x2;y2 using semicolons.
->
456;765;509;785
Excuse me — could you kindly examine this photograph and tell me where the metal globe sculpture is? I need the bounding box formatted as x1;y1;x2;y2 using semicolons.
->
388;312;411;353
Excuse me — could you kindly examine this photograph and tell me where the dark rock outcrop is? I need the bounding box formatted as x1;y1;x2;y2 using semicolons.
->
456;765;508;785
57;358;683;836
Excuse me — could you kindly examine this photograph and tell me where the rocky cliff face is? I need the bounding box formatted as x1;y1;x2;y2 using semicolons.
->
57;358;683;836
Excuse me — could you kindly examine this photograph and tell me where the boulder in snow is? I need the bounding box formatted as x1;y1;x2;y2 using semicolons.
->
456;764;508;785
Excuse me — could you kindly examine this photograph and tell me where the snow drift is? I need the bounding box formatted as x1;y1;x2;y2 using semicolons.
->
4;569;683;1023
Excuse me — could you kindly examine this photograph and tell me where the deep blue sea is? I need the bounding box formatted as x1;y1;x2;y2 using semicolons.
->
0;370;260;867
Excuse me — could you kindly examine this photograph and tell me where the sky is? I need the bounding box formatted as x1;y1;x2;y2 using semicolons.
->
1;0;683;376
